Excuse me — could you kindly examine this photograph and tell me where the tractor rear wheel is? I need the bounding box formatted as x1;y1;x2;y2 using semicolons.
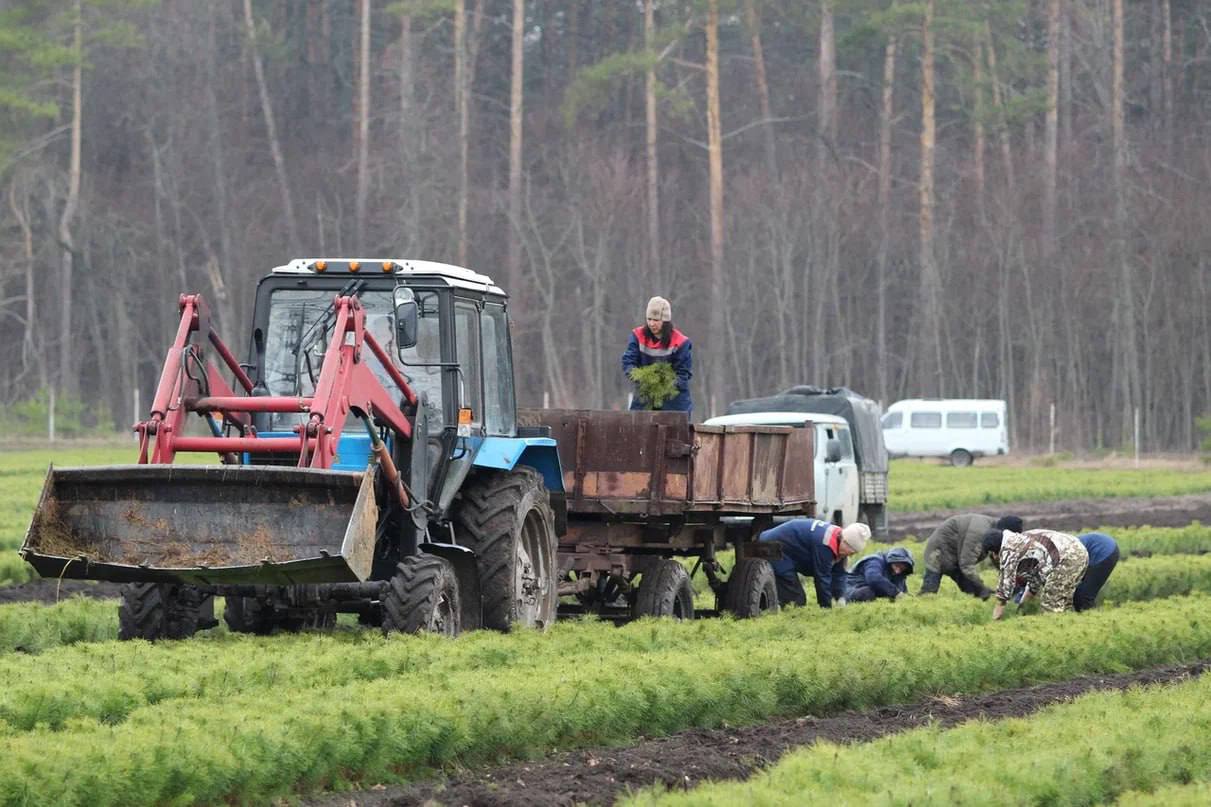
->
723;558;780;618
119;583;214;641
453;467;558;631
632;560;695;620
381;554;461;636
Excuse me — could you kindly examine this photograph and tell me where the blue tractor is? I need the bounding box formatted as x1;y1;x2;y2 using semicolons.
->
22;259;564;639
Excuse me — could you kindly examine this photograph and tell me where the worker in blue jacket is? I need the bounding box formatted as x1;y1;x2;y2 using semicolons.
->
1073;531;1120;611
757;518;871;608
621;296;693;413
844;547;915;603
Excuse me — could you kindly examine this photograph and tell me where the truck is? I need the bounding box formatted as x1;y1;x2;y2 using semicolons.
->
710;386;890;537
20;259;813;637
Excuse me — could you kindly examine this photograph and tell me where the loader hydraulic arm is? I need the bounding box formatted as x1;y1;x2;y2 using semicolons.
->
136;293;416;469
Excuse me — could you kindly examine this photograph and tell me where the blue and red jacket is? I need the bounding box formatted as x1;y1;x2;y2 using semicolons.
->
759;518;847;607
621;325;693;412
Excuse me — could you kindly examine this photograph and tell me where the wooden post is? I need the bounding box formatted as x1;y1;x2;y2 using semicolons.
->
1049;402;1056;455
1134;406;1141;466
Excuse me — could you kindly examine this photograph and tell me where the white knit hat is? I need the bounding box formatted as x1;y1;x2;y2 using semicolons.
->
840;523;871;554
646;296;672;322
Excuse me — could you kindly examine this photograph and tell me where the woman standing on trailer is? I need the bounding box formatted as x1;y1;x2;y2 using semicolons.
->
621;296;693;414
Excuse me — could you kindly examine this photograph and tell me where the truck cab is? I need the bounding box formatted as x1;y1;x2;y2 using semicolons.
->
702;411;859;524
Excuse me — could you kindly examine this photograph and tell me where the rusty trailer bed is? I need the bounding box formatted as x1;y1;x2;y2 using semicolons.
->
518;409;814;520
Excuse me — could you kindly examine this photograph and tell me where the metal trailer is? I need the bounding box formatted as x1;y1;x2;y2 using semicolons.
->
518;408;816;620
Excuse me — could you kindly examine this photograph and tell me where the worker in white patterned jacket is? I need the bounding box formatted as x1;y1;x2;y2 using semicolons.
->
982;527;1089;619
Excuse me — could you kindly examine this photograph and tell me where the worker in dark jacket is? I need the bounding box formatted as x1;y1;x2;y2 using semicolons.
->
621;296;693;413
919;514;1023;598
758;518;870;608
845;547;915;602
1073;532;1120;611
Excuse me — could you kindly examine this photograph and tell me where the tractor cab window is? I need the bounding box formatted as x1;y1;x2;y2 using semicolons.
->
396;291;445;426
262;287;437;430
453;299;483;427
481;304;516;435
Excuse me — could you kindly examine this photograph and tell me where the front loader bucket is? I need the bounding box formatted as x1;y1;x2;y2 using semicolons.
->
20;465;378;586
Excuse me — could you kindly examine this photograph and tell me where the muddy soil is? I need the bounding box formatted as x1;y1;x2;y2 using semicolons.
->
887;492;1211;540
304;660;1208;807
0;579;123;605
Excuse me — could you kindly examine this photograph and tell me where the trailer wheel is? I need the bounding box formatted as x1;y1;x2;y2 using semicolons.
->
381;554;461;636
119;583;212;641
453;467;558;631
950;449;973;467
723;558;780;618
632;560;695;620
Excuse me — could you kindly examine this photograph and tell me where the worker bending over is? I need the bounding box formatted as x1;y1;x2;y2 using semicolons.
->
758;518;870;608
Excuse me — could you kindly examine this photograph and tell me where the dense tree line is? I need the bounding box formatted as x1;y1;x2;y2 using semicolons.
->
0;0;1208;451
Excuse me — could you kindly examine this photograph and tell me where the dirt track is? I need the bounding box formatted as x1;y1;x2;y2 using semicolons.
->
304;660;1209;807
886;492;1211;540
0;579;123;605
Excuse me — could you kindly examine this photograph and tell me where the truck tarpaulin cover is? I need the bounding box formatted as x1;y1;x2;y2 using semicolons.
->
725;386;889;473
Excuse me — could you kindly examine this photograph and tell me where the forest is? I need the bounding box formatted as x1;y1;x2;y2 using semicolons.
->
1;0;1209;451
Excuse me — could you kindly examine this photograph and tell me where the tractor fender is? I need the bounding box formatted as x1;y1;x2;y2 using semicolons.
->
470;437;566;535
418;541;483;631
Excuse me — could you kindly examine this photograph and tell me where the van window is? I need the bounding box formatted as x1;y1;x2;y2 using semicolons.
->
882;412;902;429
947;412;978;429
910;412;942;428
981;412;1000;428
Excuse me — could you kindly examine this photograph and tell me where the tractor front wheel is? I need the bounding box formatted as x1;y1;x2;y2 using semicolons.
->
119;583;214;641
381;554;461;636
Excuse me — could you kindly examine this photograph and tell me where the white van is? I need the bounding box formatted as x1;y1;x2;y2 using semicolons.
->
881;399;1009;466
702;412;860;525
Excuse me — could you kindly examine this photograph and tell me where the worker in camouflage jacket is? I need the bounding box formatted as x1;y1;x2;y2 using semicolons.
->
984;527;1089;618
919;514;1023;599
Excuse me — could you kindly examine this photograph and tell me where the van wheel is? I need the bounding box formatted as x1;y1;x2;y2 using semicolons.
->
950;449;973;467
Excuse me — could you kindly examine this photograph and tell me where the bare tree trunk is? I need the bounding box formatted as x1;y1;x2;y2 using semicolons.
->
707;0;725;415
399;12;419;251
742;0;777;179
8;178;42;387
972;37;985;210
1060;1;1072;151
242;0;299;250
1111;0;1139;442
1044;0;1060;256
57;0;83;398
817;1;837;166
454;0;468;265
507;0;525;296
877;29;897;403
1162;0;1173;153
986;25;1016;191
918;0;943;395
205;3;237;336
644;0;661;282
354;0;371;250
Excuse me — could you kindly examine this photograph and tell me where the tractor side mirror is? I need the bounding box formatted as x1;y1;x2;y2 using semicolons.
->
393;287;418;351
825;439;842;464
